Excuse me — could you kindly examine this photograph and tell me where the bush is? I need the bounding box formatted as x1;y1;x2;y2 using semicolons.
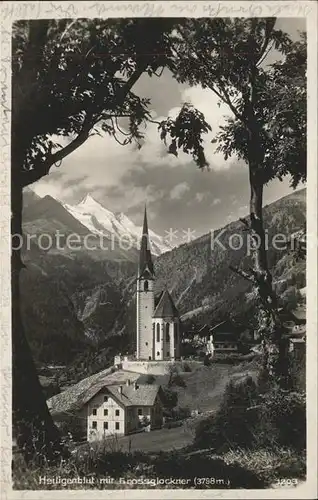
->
163;420;183;429
57;416;85;442
182;362;192;372
171;406;191;422
289;352;306;392
280;286;301;311
171;373;186;388
144;374;156;384
203;354;211;366
161;387;178;416
255;389;306;451
194;376;259;452
194;369;306;454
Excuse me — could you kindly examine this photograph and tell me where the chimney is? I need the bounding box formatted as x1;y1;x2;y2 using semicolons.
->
133;382;138;391
126;379;131;386
118;385;123;394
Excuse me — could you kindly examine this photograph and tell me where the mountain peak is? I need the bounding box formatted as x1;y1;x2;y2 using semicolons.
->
78;193;100;207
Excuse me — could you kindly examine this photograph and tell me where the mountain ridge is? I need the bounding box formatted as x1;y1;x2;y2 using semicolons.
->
24;191;174;258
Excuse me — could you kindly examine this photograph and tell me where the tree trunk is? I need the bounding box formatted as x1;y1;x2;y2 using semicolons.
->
11;177;63;464
248;141;289;387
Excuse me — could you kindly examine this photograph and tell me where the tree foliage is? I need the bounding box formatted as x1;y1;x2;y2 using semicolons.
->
168;17;306;187
214;33;306;188
12;18;211;188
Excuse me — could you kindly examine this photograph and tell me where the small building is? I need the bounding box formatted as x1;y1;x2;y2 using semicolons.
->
182;324;211;344
288;338;306;361
278;305;306;328
279;305;306;353
85;381;163;442
209;320;239;353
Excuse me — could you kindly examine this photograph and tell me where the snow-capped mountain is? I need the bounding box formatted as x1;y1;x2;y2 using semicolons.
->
63;194;174;256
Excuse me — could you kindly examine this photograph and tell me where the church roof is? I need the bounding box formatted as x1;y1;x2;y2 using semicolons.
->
153;289;179;318
138;206;154;278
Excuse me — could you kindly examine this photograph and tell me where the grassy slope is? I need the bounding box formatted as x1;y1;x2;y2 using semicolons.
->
174;361;258;413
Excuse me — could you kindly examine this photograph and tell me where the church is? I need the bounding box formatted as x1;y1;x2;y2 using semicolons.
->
136;208;181;361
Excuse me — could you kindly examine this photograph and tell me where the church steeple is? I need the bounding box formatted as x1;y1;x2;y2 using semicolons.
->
138;206;154;278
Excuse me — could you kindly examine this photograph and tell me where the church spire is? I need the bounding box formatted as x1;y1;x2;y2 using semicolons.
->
138;205;154;278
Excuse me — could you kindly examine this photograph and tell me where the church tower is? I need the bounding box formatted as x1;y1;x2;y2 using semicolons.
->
136;207;155;360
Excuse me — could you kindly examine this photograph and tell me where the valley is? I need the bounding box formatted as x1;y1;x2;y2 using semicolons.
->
20;187;306;384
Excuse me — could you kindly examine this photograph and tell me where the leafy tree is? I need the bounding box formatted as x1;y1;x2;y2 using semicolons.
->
12;19;210;462
166;18;306;385
161;387;178;415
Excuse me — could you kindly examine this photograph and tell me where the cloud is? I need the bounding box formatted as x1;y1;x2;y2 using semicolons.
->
212;198;221;206
31;78;236;209
169;182;190;200
195;193;205;203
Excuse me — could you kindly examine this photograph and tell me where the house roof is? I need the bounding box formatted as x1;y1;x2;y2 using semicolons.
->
153;289;179;318
197;324;210;335
291;306;306;322
47;368;140;416
209;321;227;333
106;384;161;407
278;306;306;323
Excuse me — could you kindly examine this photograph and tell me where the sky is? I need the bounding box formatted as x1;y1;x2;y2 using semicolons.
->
31;17;306;239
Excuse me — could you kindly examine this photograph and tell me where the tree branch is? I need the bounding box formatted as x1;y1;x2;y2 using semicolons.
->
256;19;276;66
22;113;94;187
239;217;250;230
256;41;274;68
22;61;150;187
214;80;246;124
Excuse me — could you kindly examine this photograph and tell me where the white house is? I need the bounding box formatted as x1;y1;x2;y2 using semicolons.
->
85;380;163;441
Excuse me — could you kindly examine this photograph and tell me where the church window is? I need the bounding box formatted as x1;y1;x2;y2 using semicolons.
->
144;280;149;292
174;323;178;344
156;323;160;342
157;351;160;356
166;323;170;342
